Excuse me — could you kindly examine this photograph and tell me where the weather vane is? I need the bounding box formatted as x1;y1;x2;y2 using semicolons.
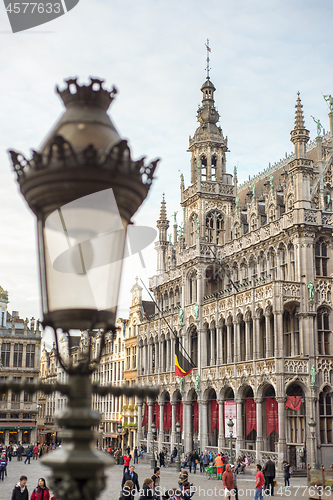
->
205;38;211;78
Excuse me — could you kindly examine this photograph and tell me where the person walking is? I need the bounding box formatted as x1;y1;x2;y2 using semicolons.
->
170;446;177;464
263;456;276;496
8;445;13;462
283;460;291;489
215;453;223;480
191;449;199;474
199;452;204;473
255;464;265;500
119;480;134;500
123;454;131;475
151;467;161;500
122;466;140;494
115;448;120;465
231;464;238;500
202;450;210;470
11;475;29;500
140;477;155;498
30;478;50;500
17;443;23;462
187;452;192;473
159;449;165;468
133;446;138;464
0;453;7;481
33;445;39;460
222;464;234;500
24;447;31;465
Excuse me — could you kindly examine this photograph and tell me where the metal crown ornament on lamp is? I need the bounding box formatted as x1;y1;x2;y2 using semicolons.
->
4;78;160;500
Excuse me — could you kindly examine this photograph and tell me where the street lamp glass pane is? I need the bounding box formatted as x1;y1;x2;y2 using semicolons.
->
38;188;127;330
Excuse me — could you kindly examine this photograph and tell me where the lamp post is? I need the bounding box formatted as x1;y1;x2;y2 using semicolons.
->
4;77;160;500
308;418;318;469
227;418;234;464
117;422;122;454
175;421;181;472
151;422;156;469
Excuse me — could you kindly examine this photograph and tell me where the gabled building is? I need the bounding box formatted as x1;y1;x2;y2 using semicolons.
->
136;66;333;471
0;286;41;445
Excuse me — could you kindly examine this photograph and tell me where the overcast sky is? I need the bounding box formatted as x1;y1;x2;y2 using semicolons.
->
1;0;333;348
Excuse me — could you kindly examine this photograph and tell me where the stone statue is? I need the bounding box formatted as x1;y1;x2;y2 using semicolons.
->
194;303;199;322
311;115;323;137
235;195;239;212
270;174;274;194
173;211;178;225
233;165;237;177
323;94;333;113
177;224;183;241
195;373;200;392
310;365;317;386
308;281;316;302
180;376;185;393
179;307;184;325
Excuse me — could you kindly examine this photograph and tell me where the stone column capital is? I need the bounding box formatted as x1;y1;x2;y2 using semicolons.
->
276;396;286;404
217;399;224;405
254;398;263;404
235;398;243;405
182;400;192;406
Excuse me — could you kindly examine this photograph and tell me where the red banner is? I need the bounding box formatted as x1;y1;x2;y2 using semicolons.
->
164;402;172;432
286;396;302;412
211;400;219;433
194;400;199;434
266;398;278;436
176;402;183;431
155;402;160;429
246;399;257;436
142;403;148;427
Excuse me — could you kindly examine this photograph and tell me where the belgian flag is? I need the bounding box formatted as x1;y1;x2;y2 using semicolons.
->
175;338;195;377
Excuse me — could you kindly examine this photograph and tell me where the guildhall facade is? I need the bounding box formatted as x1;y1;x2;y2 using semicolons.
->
136;72;333;470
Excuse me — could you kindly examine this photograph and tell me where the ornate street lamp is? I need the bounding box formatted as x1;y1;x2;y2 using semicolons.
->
227;418;234;464
308;418;318;469
175;421;181;472
2;77;160;500
151;421;156;469
117;422;122;452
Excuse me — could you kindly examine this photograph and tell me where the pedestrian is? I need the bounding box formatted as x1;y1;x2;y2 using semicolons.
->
126;446;130;456
11;475;29;500
33;444;39;460
191;449;199;474
178;470;189;488
202;450;210;470
24;447;31;465
122;466;140;494
255;464;264;500
17;443;23;461
140;477;155;498
159;449;165;467
8;445;13;462
170;446;177;464
222;464;234;500
134;446;138;464
187;452;192;473
151;466;161;500
123;454;131;475
262;456;276;496
283;460;291;488
119;480;134;500
199;452;204;473
231;464;238;500
31;478;50;500
115;448;120;465
215;453;223;480
0;453;7;481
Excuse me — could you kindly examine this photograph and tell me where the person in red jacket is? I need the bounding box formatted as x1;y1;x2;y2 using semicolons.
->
123;454;131;475
33;445;39;460
222;464;235;500
31;478;50;500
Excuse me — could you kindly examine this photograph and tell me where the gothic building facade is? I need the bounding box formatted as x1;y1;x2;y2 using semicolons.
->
136;72;333;470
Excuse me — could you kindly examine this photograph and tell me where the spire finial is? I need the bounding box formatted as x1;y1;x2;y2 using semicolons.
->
294;92;305;129
205;39;211;79
159;193;167;220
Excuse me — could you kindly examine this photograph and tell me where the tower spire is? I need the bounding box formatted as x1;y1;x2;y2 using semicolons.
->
290;92;309;159
156;193;169;242
205;39;211;79
294;91;305;129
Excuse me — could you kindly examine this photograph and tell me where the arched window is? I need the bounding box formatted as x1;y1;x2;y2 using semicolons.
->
280;245;287;280
283;310;291;357
190;327;198;366
200;156;207;181
319;386;333;444
268;249;276;279
289;245;295;281
205;211;224;244
317;309;330;355
189;271;197;304
315;240;328;276
211;156;217;181
189;213;198;246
